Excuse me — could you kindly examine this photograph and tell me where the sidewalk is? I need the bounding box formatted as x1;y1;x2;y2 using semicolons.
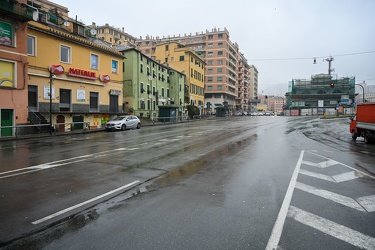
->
0;116;219;142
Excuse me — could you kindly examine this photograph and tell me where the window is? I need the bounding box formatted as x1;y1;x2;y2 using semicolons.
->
89;92;99;112
91;54;99;69
208;43;213;48
179;56;184;61
217;68;223;73
0;60;16;88
161;88;165;97
207;60;213;65
218;34;223;38
208;86;213;91
60;45;70;63
218;85;223;90
0;21;14;47
27;36;35;56
217;60;223;65
111;60;118;73
218;77;223;81
207;77;213;82
140;82;144;93
218;42;223;47
207;69;213;74
218;51;223;56
140;64;143;73
166;44;169;51
208;35;213;40
208;52;213;57
59;89;71;112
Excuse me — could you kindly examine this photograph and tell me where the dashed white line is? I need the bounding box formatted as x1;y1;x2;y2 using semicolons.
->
266;150;304;250
287;206;375;249
0;148;138;180
32;180;140;225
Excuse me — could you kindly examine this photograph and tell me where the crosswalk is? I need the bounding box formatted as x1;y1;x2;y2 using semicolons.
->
267;150;375;250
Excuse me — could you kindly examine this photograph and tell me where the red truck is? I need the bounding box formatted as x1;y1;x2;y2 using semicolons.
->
350;102;375;144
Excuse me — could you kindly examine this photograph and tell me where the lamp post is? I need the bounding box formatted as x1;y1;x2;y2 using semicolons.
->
49;70;53;135
355;83;365;103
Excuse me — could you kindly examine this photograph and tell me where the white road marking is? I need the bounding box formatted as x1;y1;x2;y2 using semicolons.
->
295;182;366;212
318;159;339;168
307;151;375;180
0;148;138;180
332;171;364;183
301;160;319;167
32;180;140;225
266;150;304;250
299;169;335;182
357;195;375;213
287;206;375;249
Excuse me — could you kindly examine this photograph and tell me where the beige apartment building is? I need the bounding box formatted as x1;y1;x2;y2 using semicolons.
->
88;23;137;47
136;28;258;114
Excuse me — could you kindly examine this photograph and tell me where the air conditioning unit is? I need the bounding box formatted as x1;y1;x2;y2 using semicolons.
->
170;98;175;101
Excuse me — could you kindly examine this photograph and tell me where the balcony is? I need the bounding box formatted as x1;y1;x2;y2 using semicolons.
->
0;0;36;21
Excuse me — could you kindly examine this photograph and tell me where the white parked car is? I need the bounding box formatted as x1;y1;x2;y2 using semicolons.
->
105;115;141;131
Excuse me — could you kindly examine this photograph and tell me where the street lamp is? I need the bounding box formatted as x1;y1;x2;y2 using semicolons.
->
48;65;64;135
355;83;365;103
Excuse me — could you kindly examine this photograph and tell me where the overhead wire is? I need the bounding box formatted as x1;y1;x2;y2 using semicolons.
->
249;50;375;61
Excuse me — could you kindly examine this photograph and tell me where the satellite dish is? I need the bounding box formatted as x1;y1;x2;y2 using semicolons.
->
90;29;97;36
63;21;70;27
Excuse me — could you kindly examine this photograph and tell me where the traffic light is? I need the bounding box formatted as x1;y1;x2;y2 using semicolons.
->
330;82;334;88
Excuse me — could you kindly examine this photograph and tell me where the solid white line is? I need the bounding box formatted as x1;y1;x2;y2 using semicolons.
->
288;206;375;249
295;182;365;212
32;180;140;225
266;150;304;250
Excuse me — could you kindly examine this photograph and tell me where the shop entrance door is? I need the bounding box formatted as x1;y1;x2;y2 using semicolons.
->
1;109;13;137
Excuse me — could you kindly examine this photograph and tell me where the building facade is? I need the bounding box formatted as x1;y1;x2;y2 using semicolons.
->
152;42;205;111
285;74;356;116
136;28;257;114
122;48;185;120
89;23;137;47
0;0;37;137
27;1;124;131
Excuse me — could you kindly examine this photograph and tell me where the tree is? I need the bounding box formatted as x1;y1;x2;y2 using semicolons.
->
186;105;199;119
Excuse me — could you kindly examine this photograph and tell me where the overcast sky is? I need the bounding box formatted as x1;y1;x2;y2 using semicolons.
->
56;0;375;96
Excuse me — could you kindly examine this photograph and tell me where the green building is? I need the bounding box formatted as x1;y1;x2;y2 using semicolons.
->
285;74;355;116
121;48;185;120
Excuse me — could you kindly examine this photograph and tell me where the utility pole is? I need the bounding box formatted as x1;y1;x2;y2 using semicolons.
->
324;56;334;76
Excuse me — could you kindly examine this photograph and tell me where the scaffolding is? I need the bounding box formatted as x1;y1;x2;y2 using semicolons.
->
286;74;356;115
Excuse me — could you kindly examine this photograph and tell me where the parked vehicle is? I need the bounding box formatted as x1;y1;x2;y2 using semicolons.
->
105;115;141;131
350;103;375;144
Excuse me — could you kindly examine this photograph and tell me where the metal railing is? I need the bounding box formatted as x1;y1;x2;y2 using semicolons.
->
0;122;91;139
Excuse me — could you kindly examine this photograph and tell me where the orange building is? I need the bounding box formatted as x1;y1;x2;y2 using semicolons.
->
0;0;36;137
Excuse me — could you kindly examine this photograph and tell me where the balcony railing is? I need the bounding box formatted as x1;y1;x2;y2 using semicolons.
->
0;0;35;21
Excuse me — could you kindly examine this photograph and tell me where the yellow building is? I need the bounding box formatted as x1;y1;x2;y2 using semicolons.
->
27;4;124;131
152;42;205;110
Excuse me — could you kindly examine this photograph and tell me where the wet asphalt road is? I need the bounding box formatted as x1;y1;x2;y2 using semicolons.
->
0;116;374;249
